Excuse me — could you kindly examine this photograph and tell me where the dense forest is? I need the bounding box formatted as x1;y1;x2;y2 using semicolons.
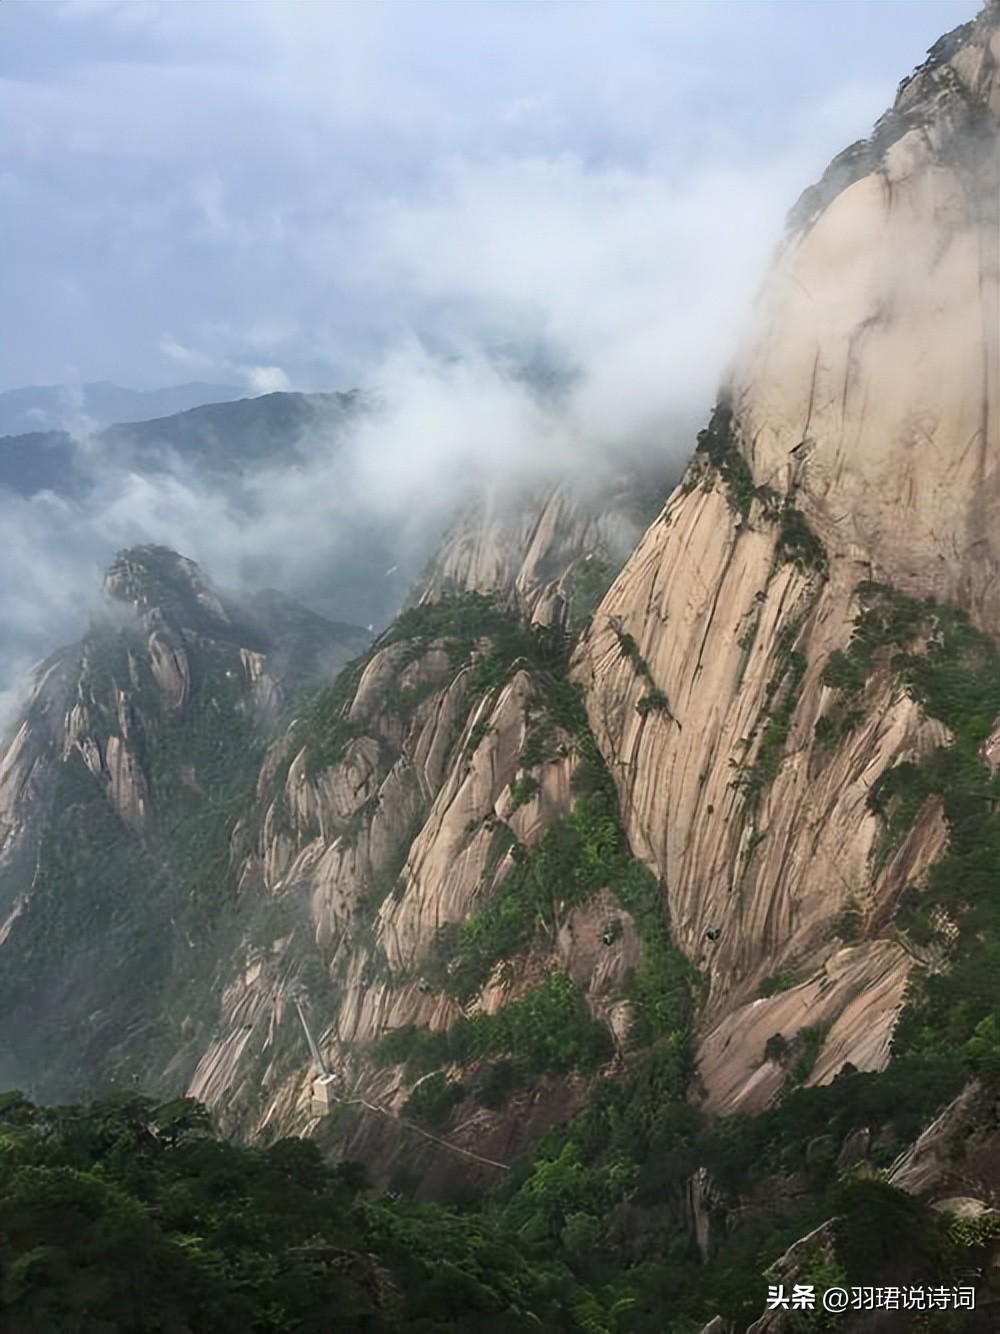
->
2;1072;998;1333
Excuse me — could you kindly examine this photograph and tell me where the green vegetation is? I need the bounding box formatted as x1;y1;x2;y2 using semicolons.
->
759;1022;831;1093
464;975;613;1074
394;679;440;720
612;627;653;685
0;618;272;1098
814;582;932;751
692;404;828;579
372;651;693;1138
565;554;617;632
693;401;759;518
440;676;693;1054
784;1023;831;1091
0;1093;586;1333
303;593;499;778
809;579;1000;1151
390;592;514;661
465;715;493;757
635;688;670;717
693;404;827;575
10;569;1000;1333
820;581;930;694
830;1179;957;1286
11;1072;878;1331
508;774;540;811
876;611;1000;1084
608;623;673;721
763;1032;791;1064
776;504;827;575
375;975;614;1083
834;897;865;942
371;1023;449;1080
518;721;564;770
301;655;368;779
403;1072;465;1129
813;704;863;752
304;592;569;780
737;620;807;806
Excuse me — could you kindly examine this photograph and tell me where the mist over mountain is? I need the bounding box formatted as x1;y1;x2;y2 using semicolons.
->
0;359;685;731
6;3;1000;1332
0;390;364;499
0;380;246;436
0;389;403;717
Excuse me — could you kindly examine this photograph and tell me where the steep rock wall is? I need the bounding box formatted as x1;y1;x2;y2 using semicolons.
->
576;6;1000;1114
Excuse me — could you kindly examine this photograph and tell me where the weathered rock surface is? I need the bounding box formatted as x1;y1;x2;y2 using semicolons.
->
0;545;368;1099
421;473;662;625
575;3;1000;1114
890;1080;1000;1206
6;4;1000;1250
186;625;620;1167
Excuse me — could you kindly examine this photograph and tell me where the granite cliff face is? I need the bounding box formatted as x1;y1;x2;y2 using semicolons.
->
419;471;661;625
575;0;1000;1119
179;481;672;1194
0;546;368;1096
4;9;1000;1326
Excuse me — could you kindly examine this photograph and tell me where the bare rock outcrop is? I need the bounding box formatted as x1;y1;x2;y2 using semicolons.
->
575;5;1000;1113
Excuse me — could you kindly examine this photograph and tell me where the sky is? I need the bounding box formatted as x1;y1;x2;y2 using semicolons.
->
0;0;978;720
0;0;973;395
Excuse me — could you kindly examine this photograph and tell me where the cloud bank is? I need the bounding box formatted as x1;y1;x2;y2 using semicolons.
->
0;0;976;720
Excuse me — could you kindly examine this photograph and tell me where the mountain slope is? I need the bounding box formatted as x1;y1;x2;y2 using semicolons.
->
0;390;360;499
4;7;1000;1332
0;389;409;694
575;0;1000;1121
0;380;245;436
0;546;368;1099
164;474;675;1194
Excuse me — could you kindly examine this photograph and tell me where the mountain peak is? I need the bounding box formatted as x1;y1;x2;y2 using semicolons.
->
895;0;1000;113
101;545;233;633
788;1;999;236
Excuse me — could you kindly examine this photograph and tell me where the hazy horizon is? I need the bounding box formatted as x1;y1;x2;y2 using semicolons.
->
0;0;978;716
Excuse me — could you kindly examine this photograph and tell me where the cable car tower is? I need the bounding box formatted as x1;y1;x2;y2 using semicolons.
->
288;984;338;1113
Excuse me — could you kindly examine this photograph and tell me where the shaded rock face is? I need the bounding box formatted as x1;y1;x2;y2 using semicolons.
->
890;1080;1000;1208
0;545;368;1099
575;5;1000;1113
0;651;76;862
420;471;666;627
184;622;639;1180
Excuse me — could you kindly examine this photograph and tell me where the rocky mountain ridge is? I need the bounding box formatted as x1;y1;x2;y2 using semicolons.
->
0;379;246;437
3;7;1000;1330
0;545;368;1098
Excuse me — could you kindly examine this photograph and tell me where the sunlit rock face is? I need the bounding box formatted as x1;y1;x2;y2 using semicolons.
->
189;7;1000;1153
736;3;1000;627
6;8;1000;1208
576;5;1000;1112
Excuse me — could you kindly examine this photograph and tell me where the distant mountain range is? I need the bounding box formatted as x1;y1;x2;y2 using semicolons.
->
0;380;248;437
0;390;361;500
0;389;419;685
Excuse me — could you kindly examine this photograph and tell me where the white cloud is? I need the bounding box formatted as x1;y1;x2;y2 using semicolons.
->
240;365;291;394
0;0;976;701
159;336;210;367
